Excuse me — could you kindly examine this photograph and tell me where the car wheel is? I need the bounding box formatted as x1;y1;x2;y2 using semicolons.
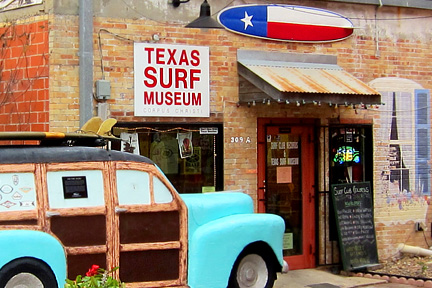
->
0;258;57;288
228;253;276;288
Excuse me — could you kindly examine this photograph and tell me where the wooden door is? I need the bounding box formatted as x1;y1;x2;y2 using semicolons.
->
258;120;315;269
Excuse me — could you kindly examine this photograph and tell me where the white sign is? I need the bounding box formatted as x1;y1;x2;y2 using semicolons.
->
134;43;210;117
0;0;43;12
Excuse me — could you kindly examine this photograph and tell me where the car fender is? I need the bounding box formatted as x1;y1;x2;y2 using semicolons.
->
187;213;285;288
0;230;66;288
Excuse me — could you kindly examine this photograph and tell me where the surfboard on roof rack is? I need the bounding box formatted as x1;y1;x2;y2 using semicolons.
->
0;117;121;147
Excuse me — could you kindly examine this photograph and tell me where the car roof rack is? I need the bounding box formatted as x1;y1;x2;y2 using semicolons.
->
0;117;121;147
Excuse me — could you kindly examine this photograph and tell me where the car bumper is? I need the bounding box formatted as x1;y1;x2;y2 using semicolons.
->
281;260;289;273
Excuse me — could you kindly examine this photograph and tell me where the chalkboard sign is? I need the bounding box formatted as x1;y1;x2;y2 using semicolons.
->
330;182;379;271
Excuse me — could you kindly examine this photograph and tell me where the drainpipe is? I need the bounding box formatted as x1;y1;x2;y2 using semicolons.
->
79;0;94;128
375;0;383;58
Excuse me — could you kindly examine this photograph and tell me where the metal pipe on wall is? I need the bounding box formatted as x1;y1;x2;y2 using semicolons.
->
79;0;94;127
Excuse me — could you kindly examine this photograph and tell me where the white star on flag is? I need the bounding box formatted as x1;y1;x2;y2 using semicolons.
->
241;11;253;30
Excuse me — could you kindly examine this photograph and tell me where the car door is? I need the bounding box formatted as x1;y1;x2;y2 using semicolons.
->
111;161;187;287
44;162;110;279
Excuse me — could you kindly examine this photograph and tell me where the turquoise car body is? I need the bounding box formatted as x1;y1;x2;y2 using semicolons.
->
181;192;286;288
0;149;285;288
0;230;66;287
0;193;284;288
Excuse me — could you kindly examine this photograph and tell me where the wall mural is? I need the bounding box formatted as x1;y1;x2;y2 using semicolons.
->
0;0;42;12
378;88;430;222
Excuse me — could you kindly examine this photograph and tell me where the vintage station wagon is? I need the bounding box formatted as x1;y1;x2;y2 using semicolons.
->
0;131;287;288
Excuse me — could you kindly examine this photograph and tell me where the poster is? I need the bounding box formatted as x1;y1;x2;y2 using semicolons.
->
277;166;292;183
120;132;140;155
184;147;201;175
150;133;179;174
177;132;193;158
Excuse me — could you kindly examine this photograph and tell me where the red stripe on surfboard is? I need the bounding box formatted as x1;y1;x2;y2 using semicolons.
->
267;22;353;41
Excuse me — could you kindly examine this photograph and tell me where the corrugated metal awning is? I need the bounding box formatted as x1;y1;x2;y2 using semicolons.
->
238;50;381;105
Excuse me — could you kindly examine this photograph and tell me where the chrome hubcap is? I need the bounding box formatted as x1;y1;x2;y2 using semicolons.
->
237;254;268;288
5;273;43;288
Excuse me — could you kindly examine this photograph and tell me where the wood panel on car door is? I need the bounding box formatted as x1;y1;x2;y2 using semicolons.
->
111;162;188;288
43;162;110;279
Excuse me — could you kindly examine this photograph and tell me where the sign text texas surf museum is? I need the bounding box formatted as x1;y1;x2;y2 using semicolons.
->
134;43;210;117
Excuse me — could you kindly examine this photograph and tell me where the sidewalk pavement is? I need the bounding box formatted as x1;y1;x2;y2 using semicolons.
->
274;268;416;288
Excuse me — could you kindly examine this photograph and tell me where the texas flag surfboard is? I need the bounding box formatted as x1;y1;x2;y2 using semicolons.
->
217;4;354;43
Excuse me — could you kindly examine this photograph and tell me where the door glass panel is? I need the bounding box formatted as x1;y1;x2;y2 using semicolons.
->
153;176;173;203
0;172;36;212
266;129;302;256
47;170;104;208
117;170;150;205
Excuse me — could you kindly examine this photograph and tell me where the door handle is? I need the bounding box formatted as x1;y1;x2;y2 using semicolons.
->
115;207;128;214
46;211;60;218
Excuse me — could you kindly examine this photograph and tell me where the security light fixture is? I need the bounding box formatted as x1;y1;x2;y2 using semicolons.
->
171;0;190;8
185;0;223;29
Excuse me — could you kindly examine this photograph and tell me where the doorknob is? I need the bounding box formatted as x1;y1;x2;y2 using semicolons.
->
309;193;315;203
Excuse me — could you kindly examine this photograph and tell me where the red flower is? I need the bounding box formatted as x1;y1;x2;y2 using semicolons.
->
86;265;100;277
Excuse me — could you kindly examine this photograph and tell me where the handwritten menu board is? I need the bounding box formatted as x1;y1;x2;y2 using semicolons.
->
330;182;378;271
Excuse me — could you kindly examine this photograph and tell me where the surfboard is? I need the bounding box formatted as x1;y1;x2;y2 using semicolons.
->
0;118;121;147
0;131;121;147
217;4;354;43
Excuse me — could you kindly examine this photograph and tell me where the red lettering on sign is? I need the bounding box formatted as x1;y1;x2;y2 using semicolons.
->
160;68;172;88
144;90;154;104
144;91;202;106
144;47;201;67
175;69;187;88
167;49;177;65
174;92;182;105
165;92;173;105
143;67;157;88
189;69;200;89
178;50;189;66
144;47;154;63
156;48;165;64
143;67;201;89
190;50;200;66
192;92;201;105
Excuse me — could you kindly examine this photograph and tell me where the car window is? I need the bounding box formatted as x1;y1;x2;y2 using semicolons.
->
117;170;151;205
153;176;173;204
47;170;105;208
0;173;36;212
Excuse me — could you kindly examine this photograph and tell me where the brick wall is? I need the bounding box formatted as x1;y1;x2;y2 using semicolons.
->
47;6;432;260
0;18;49;132
49;15;80;132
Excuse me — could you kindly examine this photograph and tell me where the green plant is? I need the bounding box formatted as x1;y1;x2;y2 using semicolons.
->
418;261;428;275
64;265;125;288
